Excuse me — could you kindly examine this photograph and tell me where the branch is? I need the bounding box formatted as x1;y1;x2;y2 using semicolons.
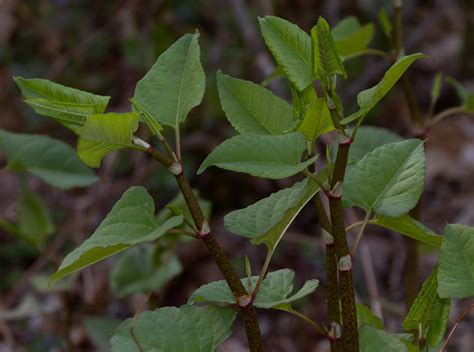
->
440;302;474;352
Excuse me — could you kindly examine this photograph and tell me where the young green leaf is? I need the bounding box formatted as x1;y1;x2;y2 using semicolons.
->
0;129;98;189
311;17;346;81
130;98;163;135
133;32;205;129
259;16;313;91
359;325;408;352
437;224;474;298
188;269;318;309
370;214;442;248
13;77;110;132
197;132;317;179
332;16;375;58
77;112;139;168
297;97;334;140
224;178;321;249
111;305;236;352
356;304;384;329
403;268;451;347
50;186;183;286
110;244;182;298
430;73;443;105
343;139;425;217
216;71;296;134
341;54;425;125
18;186;55;248
378;9;393;39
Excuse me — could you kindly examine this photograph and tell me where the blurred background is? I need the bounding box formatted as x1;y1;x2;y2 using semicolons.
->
1;0;474;351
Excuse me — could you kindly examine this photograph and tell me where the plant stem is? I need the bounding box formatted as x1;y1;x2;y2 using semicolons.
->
252;248;275;299
175;125;182;161
350;211;371;256
286;308;327;336
144;144;264;351
428;106;465;127
329;142;358;352
440;302;474;352
313;195;342;352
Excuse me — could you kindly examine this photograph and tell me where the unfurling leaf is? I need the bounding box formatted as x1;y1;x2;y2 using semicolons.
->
403;268;451;347
77;112;139;168
297;97;334;140
197;132;317;179
111;305;236;352
437;223;474;298
224;178;322;249
217;71;296;135
341;54;425;125
14;77;110;132
188;269;318;309
343;139;425;217
0;129;98;189
259;16;313;91
50;187;183;286
133;32;205;128
311;17;346;81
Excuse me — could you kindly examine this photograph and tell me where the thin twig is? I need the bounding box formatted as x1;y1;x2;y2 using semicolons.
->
351;211;371;256
251;248;275;299
428;106;465;127
285;308;327;336
440;302;474;352
175;126;182;161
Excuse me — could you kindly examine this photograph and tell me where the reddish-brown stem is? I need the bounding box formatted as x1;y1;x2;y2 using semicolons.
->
440;302;474;352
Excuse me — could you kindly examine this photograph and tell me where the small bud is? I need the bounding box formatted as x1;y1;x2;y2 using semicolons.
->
339;255;352;272
169;162;183;175
322;229;334;245
197;221;211;238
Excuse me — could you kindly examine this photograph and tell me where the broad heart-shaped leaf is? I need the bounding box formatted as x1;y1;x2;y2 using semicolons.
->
111;305;236;352
133;32;205;129
77;112;139;168
0;129;98;189
437;224;474;298
216;71;296;135
343;139;425;218
50;187;183;286
297;97;334;140
224;178;321;249
359;325;408;352
370;214;442;248
347;126;402;165
259;16;313;91
18;186;55;248
197;132;317;179
341;54;425;125
110;244;182;298
403;268;451;347
356;304;384;329
311;17;346;81
14;77;110;132
332;16;375;58
188;269;319;309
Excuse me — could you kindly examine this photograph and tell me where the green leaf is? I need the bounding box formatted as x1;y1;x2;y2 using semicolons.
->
17;186;55;248
356;304;384;329
343;139;425;217
14;77;110;132
297;97;334;140
430;73;443;104
111;305;236;352
347;126;402;165
130;98;163;135
259;16;313;91
311;17;346;81
133;32;205;129
438;224;474;298
224;178;321;249
371;214;442;248
50;186;183;286
84;316;121;352
77;112;139;168
197;132;317;179
446;76;474;112
332;16;375;57
0;129;98;189
188;269;318;309
341;54;425;125
110;244;182;298
216;70;296;135
359;325;408;352
378;9;393;39
403;268;451;347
